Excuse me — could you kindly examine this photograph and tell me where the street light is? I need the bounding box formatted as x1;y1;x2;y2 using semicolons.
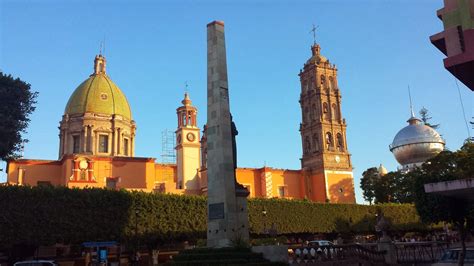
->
134;209;140;265
262;209;267;235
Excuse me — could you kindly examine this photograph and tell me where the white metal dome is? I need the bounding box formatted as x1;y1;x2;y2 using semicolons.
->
389;116;445;168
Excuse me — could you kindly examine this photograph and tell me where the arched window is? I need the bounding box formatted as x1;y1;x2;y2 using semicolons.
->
326;132;333;150
304;107;309;123
329;76;336;90
332;103;337;120
320;75;326;86
182;113;186;126
323;102;330;120
305;136;311;154
312;134;319;152
337;133;344;151
323;102;328;113
188;111;193;126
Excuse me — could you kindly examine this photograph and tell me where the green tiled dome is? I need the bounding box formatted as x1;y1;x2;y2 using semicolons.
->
65;59;132;120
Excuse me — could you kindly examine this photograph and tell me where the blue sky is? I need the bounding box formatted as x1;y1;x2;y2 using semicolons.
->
1;0;472;203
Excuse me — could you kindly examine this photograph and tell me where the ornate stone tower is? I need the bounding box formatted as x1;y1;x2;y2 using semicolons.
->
299;43;355;203
175;92;201;193
59;54;136;159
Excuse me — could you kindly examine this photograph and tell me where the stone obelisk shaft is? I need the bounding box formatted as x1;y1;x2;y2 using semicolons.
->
206;21;239;248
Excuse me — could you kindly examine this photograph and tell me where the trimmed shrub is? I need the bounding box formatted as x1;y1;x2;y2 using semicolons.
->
0;185;430;248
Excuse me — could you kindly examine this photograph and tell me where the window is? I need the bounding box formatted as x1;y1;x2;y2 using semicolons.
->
332;103;339;120
313;134;319;152
99;135;109;153
278;186;286;198
304;107;309;123
106;178;117;190
305;136;311;154
337;133;344;151
326;132;333;149
86;127;92;152
323;103;328;113
72;135;80;153
329;76;336;89
323;103;330;120
123;138;129;156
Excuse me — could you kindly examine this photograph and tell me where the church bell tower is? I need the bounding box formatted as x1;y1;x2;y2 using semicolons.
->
175;92;201;193
299;42;355;203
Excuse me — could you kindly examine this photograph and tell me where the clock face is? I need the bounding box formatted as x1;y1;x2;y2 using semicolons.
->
79;160;88;170
335;155;341;163
177;134;182;144
186;132;196;142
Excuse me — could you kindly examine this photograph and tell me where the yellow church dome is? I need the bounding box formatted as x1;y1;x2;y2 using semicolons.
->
64;55;132;120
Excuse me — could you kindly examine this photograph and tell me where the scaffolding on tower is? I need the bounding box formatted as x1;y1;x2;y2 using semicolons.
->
159;129;176;187
161;129;176;164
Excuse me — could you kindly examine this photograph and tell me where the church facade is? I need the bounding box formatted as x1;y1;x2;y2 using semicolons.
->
6;42;356;203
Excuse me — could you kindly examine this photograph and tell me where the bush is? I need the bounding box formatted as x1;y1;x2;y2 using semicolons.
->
0;185;431;248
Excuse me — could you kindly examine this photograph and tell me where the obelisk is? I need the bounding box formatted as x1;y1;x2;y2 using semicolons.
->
206;21;249;248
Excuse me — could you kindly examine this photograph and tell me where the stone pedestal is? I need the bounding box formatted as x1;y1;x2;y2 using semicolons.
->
251;245;289;263
377;237;397;265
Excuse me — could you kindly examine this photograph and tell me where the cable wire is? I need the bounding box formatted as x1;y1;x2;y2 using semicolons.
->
454;79;471;140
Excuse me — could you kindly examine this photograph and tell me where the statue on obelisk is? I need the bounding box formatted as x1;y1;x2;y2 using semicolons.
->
206;21;249;248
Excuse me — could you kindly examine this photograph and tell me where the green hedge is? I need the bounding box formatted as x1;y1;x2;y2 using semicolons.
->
0;185;430;248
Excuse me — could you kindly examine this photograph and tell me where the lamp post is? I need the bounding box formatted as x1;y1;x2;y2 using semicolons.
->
134;209;139;265
262;209;267;235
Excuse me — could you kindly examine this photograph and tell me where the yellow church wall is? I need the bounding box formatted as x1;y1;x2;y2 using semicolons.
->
6;159;62;186
179;146;201;192
235;168;262;197
154;164;185;195
309;171;328;202
234;167;303;200
6;158;354;203
324;170;356;203
100;157;153;190
266;168;302;199
60;158;73;186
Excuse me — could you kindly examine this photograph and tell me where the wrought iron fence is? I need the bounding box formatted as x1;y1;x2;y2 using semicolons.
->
288;244;386;265
394;241;450;264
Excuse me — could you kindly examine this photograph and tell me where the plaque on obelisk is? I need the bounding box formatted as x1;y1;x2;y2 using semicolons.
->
206;21;249;248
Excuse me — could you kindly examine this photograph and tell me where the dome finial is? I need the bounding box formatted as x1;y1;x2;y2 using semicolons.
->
93;54;106;75
310;24;319;45
378;164;388;176
182;90;192;106
407;85;420;125
408;85;415;117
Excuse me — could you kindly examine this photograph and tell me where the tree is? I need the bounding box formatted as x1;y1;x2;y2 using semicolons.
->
419;107;440;129
389;171;415;203
413;143;474;266
360;167;378;204
372;171;395;203
0;73;38;160
360;167;415;204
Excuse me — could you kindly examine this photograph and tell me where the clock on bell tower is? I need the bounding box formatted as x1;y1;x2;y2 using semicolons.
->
175;92;201;193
